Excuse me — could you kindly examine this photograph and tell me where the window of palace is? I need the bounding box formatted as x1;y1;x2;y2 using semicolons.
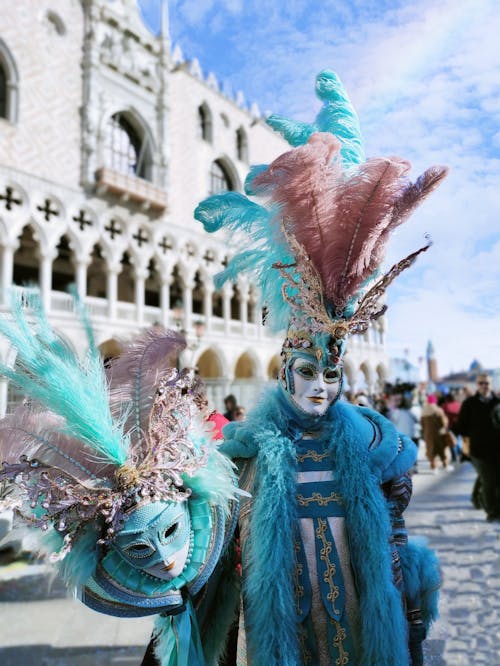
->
0;39;19;122
236;127;248;163
198;103;213;142
104;112;150;180
0;62;7;118
209;159;234;196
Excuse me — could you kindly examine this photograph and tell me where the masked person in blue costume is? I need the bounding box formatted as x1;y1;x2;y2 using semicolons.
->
0;298;240;666
194;70;448;666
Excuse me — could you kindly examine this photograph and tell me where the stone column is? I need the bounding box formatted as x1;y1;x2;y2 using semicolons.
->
238;280;249;334
134;267;148;325
75;258;89;300
0;243;16;304
40;250;56;312
107;264;120;320
181;277;194;333
160;277;171;327
203;284;214;332
222;282;234;335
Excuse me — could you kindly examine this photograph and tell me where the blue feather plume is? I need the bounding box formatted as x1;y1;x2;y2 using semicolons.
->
195;193;296;332
265;69;365;168
0;289;127;465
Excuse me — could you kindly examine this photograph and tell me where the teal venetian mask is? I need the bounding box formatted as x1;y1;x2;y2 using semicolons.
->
113;501;192;580
81;494;233;618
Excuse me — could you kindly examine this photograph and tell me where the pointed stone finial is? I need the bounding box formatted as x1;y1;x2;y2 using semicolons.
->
160;0;170;42
206;72;219;90
235;90;245;107
171;43;184;64
190;58;202;78
250;101;261;118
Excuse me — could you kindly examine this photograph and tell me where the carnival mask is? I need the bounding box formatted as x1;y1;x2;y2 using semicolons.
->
285;355;342;416
112;501;191;580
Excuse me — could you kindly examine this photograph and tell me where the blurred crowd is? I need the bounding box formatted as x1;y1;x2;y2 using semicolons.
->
343;374;500;523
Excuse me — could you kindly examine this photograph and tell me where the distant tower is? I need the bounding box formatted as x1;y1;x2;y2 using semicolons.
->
426;340;439;383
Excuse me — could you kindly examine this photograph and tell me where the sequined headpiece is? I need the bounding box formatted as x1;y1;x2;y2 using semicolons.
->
0;292;236;562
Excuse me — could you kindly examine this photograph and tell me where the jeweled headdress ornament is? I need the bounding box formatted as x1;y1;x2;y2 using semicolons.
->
0;291;239;664
195;70;448;365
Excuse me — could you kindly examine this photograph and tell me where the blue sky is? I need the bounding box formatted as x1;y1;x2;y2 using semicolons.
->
138;0;499;376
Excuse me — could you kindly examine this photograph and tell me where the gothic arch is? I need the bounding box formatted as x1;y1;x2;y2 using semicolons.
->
267;354;281;380
196;347;224;379
99;338;123;366
101;106;156;182
234;351;259;379
209;155;241;194
198;102;213;142
0;38;19;123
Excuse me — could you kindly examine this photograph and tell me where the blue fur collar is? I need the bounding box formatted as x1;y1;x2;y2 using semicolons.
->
222;387;416;666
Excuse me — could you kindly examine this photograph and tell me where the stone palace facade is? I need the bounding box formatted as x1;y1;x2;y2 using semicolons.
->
0;0;389;414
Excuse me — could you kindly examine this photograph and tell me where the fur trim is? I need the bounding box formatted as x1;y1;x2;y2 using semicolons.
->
399;537;441;631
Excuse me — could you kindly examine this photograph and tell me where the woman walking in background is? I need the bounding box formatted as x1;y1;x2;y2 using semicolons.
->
421;395;449;471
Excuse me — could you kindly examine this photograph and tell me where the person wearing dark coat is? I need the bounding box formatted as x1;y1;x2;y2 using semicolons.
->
455;374;500;521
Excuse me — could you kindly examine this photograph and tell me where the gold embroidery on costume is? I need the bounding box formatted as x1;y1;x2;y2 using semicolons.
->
297;491;343;507
331;618;350;665
315;518;340;614
296;449;330;463
298;622;313;664
293;539;304;616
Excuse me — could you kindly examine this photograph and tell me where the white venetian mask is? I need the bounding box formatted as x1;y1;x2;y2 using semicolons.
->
288;357;342;416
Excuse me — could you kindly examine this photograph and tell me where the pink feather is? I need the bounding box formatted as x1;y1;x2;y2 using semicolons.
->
107;328;186;449
0;405;114;484
253;133;447;310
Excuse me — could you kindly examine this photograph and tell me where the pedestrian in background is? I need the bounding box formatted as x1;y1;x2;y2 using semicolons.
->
223;394;237;421
455;374;500;522
421;394;449;471
390;394;420;474
233;405;246;421
442;392;462;462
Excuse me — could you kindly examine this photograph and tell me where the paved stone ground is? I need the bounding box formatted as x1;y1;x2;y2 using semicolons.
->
0;456;498;665
408;460;500;665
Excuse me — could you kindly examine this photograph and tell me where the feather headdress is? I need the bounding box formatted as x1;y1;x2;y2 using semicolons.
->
195;70;448;353
0;291;237;564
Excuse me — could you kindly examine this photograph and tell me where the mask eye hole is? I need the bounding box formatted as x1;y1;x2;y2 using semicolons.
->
123;542;155;559
294;363;318;380
323;367;341;383
163;523;178;540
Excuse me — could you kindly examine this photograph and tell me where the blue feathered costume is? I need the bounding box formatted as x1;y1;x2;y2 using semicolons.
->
217;387;440;666
191;70;447;665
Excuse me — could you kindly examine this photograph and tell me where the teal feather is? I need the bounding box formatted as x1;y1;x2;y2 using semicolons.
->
264;115;314;147
195;193;296;332
243;164;271;195
194;192;271;234
314;69;365;167
264;69;365;169
0;290;127;465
